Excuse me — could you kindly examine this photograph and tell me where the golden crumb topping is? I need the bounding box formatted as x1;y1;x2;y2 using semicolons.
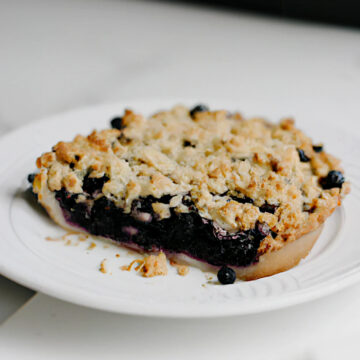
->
34;105;350;248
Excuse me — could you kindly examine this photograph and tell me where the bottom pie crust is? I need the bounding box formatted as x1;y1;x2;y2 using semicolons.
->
168;225;323;281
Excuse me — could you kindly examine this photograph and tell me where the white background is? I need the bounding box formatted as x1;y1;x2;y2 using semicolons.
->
1;0;360;358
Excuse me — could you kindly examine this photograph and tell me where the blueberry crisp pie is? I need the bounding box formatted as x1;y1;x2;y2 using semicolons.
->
29;105;350;282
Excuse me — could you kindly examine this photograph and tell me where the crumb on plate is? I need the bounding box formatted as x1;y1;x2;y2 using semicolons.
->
121;252;168;277
99;259;108;273
170;259;189;276
88;242;96;250
142;252;168;277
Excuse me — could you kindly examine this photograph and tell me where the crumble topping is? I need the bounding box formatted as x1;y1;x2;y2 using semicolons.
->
34;105;350;251
142;252;168;277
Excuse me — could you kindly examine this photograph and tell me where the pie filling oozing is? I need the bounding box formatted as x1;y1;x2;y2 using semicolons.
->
30;104;350;282
54;188;271;267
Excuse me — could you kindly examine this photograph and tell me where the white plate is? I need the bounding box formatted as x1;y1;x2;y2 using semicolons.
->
0;99;359;318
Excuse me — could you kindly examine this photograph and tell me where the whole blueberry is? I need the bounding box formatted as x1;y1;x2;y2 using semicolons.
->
189;104;209;118
259;202;278;214
320;170;345;189
27;173;36;184
110;117;124;130
183;140;195;148
217;266;236;285
297;149;310;162
312;145;323;153
229;195;254;204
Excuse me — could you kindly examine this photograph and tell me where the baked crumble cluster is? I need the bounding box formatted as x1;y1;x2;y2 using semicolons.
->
31;104;350;277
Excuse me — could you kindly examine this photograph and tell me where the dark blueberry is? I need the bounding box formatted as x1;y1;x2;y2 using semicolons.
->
27;173;36;184
75;155;80;161
270;230;277;239
229;194;254;204
83;174;109;195
182;195;196;211
312;145;323;153
231;157;247;162
189;104;209;118
158;194;172;203
320;170;345;189
259;202;278;214
297;149;310;162
110;117;124;130
183;140;195;148
69;162;75;169
217;266;236;285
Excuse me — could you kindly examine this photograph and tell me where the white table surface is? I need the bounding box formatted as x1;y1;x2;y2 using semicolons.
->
1;0;360;358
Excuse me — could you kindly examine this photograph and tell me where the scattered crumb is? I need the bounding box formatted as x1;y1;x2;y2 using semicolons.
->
142;252;168;277
115;254;120;258
99;259;108;274
45;236;62;241
45;231;88;246
61;231;79;241
170;260;189;276
88;242;96;250
135;261;145;272
121;259;144;272
201;284;207;288
121;252;168;277
177;265;189;276
205;274;214;281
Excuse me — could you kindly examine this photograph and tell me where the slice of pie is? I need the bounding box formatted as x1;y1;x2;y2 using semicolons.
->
30;105;350;282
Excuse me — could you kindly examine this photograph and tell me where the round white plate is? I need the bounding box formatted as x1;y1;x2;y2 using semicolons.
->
0;99;359;318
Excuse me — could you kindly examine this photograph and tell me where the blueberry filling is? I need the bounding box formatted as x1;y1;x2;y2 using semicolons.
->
320;170;345;189
217;266;236;285
183;140;196;148
54;189;269;267
110;117;124;130
259;202;278;214
82;174;109;195
227;193;254;204
189;104;209;118
297;149;310;162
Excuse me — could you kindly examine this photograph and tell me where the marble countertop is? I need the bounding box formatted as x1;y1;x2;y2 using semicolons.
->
1;0;360;358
